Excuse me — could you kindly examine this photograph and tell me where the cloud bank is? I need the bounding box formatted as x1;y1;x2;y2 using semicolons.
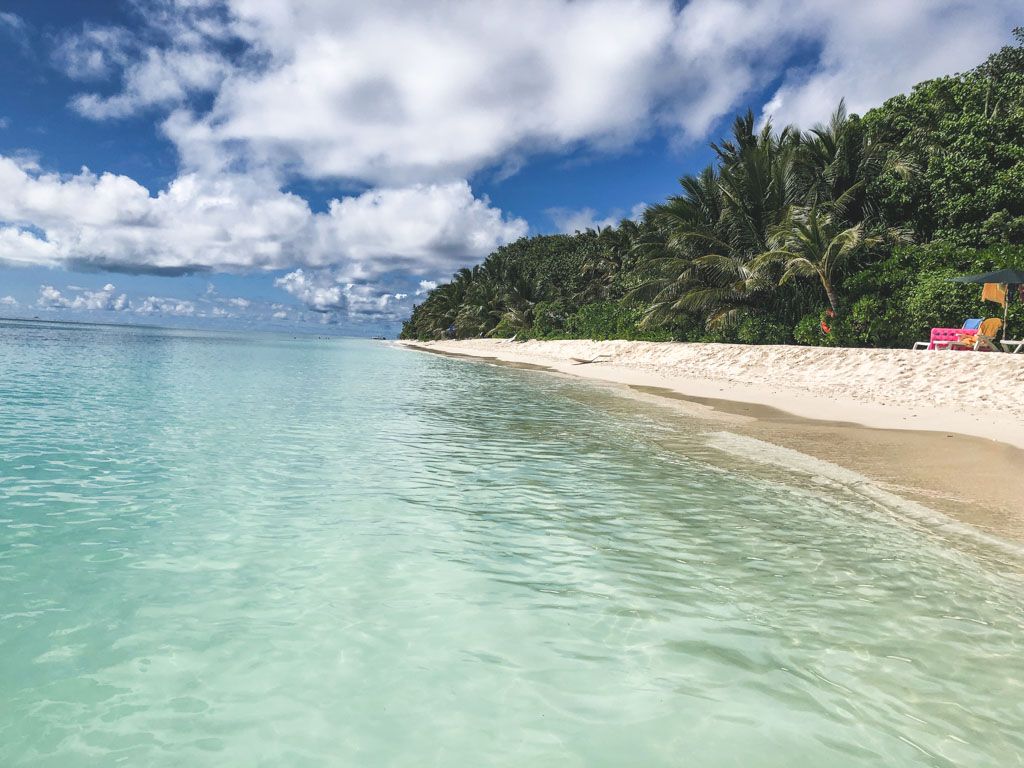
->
30;282;299;322
63;0;1020;182
0;156;525;280
273;269;414;321
37;282;129;311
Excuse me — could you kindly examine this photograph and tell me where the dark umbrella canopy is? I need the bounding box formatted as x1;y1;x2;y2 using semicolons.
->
951;269;1024;285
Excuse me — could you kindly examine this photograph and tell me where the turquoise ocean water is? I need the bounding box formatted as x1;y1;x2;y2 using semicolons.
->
1;320;1022;766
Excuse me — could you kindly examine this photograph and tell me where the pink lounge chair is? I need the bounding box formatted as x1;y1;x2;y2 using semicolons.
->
915;319;981;350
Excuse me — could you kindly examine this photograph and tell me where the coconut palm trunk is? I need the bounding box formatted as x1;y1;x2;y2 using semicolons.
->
821;274;841;315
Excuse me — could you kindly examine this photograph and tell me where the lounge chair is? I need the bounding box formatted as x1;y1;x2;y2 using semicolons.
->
915;319;982;350
950;318;1002;351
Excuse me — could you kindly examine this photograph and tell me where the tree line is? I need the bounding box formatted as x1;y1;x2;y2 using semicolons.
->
402;30;1024;346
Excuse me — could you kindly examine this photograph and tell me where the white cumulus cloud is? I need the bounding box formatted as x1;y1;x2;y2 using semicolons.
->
755;1;1019;129
548;202;648;234
61;0;1021;181
55;2;234;116
415;280;438;296
0;156;525;280
160;0;675;184
37;283;130;311
274;269;345;312
275;268;414;320
307;182;527;280
73;48;231;119
135;296;197;316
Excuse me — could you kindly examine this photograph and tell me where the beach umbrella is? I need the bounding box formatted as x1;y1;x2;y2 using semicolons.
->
951;269;1024;342
951;268;1024;285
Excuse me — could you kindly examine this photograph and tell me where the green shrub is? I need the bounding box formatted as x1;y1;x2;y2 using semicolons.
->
530;300;568;338
844;296;888;346
794;312;837;346
899;268;986;345
565;302;672;341
736;315;792;345
565;302;618;339
489;316;518;338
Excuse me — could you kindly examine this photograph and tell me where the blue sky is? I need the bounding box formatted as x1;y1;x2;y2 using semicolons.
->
0;1;1018;335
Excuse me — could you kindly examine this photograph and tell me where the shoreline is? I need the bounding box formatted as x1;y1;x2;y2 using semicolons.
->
398;339;1024;544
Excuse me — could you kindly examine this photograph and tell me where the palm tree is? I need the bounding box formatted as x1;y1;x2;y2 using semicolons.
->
713;112;801;255
499;271;547;332
457;273;503;337
580;219;643;301
414;283;460;337
797;101;914;226
752;206;896;314
633;116;801;330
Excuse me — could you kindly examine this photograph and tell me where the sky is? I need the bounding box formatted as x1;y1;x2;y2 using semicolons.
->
0;1;1019;335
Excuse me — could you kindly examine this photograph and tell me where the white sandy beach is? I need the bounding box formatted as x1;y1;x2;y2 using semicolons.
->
400;339;1024;449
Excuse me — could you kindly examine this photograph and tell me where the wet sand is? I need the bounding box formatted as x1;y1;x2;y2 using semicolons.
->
635;386;1024;542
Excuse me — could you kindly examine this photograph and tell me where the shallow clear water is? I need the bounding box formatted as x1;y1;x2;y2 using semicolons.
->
1;320;1022;767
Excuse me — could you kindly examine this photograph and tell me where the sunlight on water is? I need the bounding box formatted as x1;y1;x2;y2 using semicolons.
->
1;321;1022;766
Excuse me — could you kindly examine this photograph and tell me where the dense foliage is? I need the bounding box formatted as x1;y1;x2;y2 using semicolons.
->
402;31;1024;346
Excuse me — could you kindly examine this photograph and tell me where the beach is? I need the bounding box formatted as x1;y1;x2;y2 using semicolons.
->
399;339;1024;541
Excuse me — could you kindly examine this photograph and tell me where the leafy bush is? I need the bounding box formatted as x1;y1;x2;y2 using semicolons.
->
489;315;518;338
565;302;624;339
843;296;888;346
565;302;672;341
793;312;840;347
736;315;792;345
529;300;568;338
899;269;984;345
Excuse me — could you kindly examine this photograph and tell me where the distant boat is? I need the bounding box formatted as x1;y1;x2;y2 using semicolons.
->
371;335;387;340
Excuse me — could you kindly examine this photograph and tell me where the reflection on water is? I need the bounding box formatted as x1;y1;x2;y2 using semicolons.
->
0;321;1022;767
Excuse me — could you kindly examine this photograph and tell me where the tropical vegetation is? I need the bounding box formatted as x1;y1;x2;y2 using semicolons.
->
401;31;1024;346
